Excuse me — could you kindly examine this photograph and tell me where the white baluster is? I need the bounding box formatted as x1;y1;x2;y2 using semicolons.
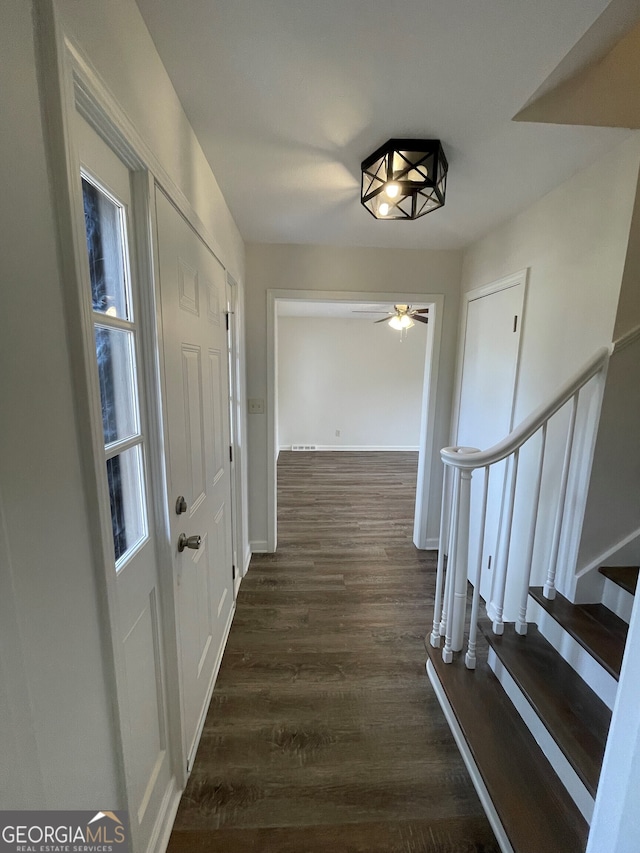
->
466;466;489;669
451;468;473;653
442;468;461;664
516;424;547;634
544;393;578;599
491;449;519;635
430;465;450;648
439;467;459;638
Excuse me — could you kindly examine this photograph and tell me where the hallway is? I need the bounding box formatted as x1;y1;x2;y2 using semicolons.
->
167;451;498;852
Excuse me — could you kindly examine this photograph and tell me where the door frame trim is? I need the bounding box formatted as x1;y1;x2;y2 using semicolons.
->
265;288;446;552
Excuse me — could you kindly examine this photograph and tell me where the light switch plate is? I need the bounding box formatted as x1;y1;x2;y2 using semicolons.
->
248;398;265;414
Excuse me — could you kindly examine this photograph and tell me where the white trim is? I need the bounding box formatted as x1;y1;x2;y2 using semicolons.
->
612;323;640;354
426;661;515;853
601;578;634;625
487;649;594;822
424;537;439;550
250;540;269;553
575;525;640;579
279;445;420;452
267;289;445;554
528;597;618;709
243;545;252;575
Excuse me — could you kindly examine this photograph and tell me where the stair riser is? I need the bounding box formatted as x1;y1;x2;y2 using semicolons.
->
601;577;634;624
528;597;617;709
487;648;594;823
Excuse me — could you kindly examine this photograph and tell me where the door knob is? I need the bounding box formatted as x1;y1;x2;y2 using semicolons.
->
178;533;201;553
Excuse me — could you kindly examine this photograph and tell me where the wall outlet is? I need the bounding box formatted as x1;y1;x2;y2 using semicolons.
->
248;398;265;414
335;429;341;437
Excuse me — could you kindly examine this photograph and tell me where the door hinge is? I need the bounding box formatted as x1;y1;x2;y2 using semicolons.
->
513;315;518;333
229;444;233;463
232;564;236;580
225;312;230;331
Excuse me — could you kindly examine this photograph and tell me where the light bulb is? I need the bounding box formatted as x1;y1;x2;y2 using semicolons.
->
388;315;403;330
378;202;390;217
399;314;414;329
385;183;400;199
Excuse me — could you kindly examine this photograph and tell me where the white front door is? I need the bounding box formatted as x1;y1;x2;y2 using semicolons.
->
154;188;234;770
76;115;173;852
457;278;525;601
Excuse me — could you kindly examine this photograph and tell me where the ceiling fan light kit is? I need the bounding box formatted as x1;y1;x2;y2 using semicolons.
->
360;139;448;220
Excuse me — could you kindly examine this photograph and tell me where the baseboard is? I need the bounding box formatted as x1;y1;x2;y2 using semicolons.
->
250;539;269;553
149;777;182;853
426;661;514;853
575;526;640;579
243;545;252;574
279;445;420;452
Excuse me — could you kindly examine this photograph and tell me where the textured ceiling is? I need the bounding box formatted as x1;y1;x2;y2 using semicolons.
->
135;0;636;250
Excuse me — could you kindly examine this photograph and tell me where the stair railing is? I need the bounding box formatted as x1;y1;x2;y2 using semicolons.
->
430;345;613;668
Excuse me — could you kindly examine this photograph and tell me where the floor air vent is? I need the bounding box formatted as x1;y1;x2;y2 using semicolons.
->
292;444;317;451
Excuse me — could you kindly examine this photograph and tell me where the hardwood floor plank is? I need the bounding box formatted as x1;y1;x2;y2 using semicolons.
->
168;451;498;852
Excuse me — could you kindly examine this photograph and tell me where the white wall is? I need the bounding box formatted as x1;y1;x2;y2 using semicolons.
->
0;0;245;810
460;135;640;609
246;243;463;549
278;317;426;449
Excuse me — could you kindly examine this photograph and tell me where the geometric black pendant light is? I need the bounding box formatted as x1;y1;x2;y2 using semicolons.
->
360;139;448;220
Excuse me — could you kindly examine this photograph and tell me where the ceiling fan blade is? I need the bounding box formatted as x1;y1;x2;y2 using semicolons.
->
411;308;429;314
374;317;390;324
352;310;392;314
412;314;429;324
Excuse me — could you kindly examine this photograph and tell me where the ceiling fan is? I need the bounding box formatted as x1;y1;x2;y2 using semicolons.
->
353;304;429;330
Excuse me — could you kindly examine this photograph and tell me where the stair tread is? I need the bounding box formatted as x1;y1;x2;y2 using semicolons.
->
598;566;639;596
427;640;588;853
529;587;627;679
480;620;611;797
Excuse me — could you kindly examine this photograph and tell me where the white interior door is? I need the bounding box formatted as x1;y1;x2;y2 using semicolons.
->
155;188;234;770
76;115;173;851
457;279;525;601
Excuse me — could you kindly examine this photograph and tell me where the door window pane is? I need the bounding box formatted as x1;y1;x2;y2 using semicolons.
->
95;325;139;446
106;445;147;566
82;176;132;320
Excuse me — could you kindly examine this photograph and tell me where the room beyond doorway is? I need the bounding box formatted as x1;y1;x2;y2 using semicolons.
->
265;289;446;554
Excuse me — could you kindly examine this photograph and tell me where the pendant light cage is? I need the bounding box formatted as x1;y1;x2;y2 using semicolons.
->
361;139;448;220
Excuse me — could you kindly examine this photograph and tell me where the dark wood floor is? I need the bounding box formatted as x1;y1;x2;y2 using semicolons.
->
167;451;499;853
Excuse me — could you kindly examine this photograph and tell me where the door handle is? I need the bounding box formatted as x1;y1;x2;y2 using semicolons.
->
178;533;202;553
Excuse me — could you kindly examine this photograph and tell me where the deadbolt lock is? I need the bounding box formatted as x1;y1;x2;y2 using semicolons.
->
178;533;201;553
175;495;187;515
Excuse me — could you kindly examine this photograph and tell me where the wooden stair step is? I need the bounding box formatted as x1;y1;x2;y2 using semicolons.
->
426;640;588;853
598;566;639;596
479;620;611;798
529;588;628;680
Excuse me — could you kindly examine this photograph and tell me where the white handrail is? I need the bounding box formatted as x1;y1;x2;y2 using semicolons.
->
433;342;614;668
441;345;612;469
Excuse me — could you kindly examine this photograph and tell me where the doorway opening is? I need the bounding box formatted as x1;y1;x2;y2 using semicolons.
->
266;289;446;552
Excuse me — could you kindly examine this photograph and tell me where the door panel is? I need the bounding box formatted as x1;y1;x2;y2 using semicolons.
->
155;187;234;769
457;281;524;603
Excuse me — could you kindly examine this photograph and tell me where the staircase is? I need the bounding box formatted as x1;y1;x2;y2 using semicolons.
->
426;566;638;853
